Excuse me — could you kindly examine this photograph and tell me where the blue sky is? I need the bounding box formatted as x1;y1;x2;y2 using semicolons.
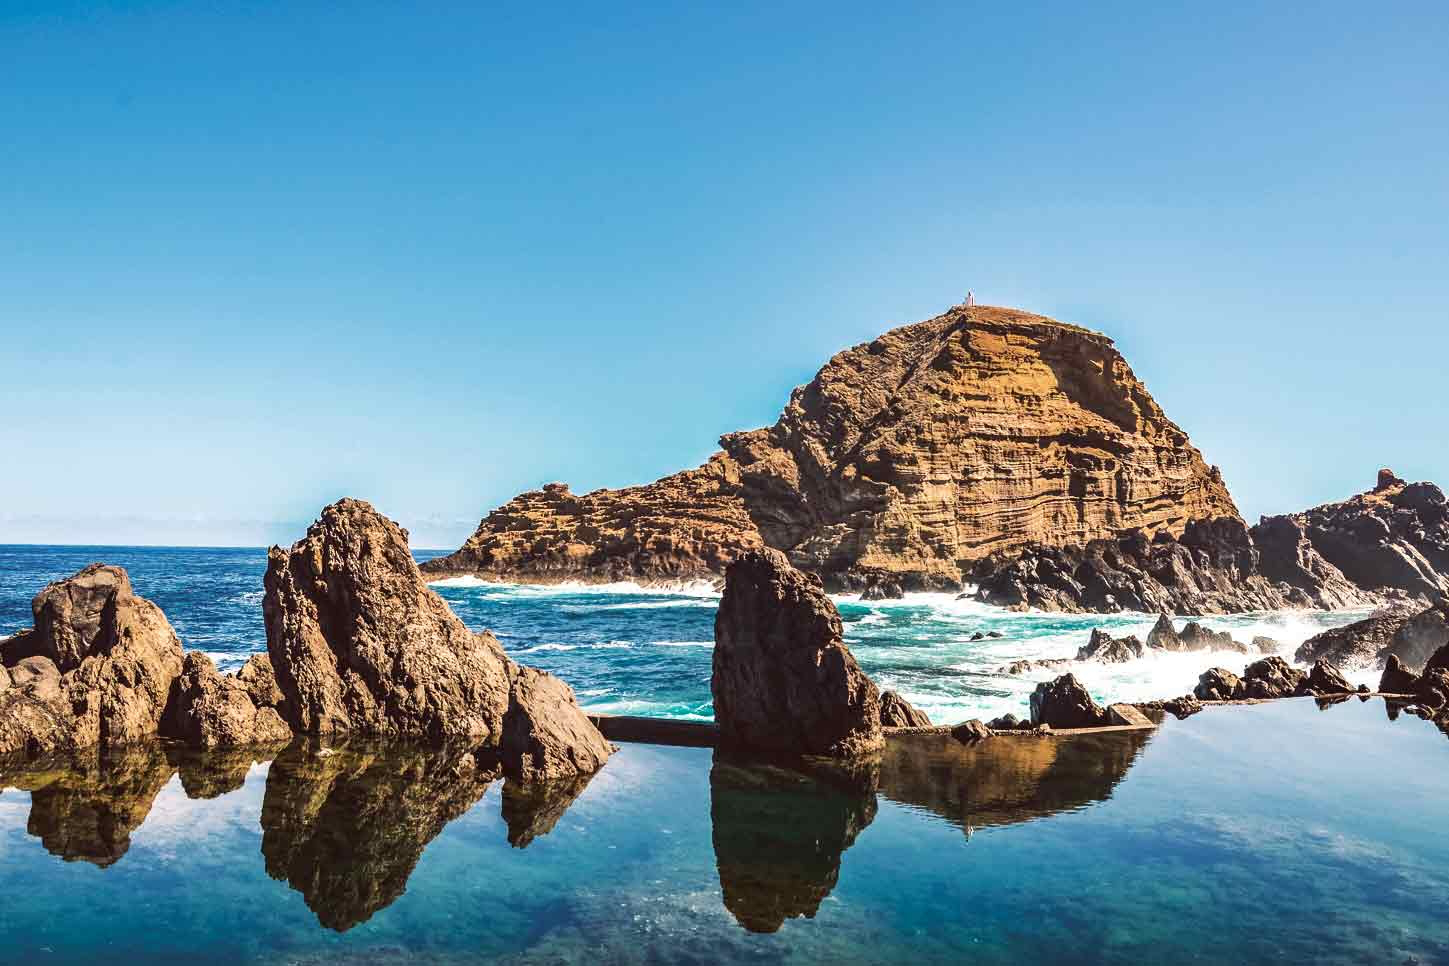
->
2;1;1445;547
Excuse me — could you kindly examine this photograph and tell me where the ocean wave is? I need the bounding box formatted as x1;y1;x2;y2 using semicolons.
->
511;641;636;654
427;576;720;597
652;640;714;648
559;599;717;613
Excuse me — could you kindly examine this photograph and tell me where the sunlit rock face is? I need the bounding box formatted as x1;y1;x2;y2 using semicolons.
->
424;305;1236;593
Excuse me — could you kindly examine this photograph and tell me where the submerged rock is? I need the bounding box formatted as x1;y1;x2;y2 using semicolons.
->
950;719;994;743
1029;674;1110;729
0;564;184;757
712;549;883;758
879;691;932;729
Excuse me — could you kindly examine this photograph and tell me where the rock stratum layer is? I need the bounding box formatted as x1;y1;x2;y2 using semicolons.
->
425;305;1237;593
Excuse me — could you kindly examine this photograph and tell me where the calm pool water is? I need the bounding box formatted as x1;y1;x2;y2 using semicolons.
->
1;697;1446;964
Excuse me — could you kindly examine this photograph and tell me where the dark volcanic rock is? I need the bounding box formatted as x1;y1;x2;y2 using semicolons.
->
712;549;882;757
1240;656;1307;699
0;565;184;757
425;306;1238;593
879;690;932;728
1194;667;1243;701
1304;660;1354;695
162;652;293;749
1029;674;1110;729
1380;655;1420;693
860;577;905;601
950;719;994;743
1076;629;1145;663
1296;602;1449;672
1000;658;1072;675
974;472;1449;615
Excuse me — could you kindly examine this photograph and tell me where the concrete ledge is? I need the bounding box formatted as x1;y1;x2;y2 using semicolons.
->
589;715;719;747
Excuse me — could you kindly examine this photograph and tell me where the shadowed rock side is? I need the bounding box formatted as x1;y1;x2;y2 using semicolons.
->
973;472;1449;614
259;739;497;932
425;306;1236;592
1296;602;1449;671
162;652;292;749
709;753;879;934
712;549;882;757
877;729;1151;833
262;499;612;780
0;564;183;757
0;743;175;867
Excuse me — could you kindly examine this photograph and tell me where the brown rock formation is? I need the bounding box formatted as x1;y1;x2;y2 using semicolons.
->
878;690;932;728
499;664;615;782
162;652;293;749
0;565;184;758
711;549;882;757
424;305;1236;592
263;499;612;779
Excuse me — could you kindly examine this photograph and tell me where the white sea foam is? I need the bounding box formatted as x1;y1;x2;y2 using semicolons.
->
651;640;714;648
427;576;720;597
512;640;636;654
560;599;717;613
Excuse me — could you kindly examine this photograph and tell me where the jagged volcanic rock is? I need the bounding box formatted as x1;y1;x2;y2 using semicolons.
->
263;499;612;780
264;499;515;740
425;305;1237;592
711;549;882;757
0;564;184;757
1076;629;1145;663
1029;674;1110;729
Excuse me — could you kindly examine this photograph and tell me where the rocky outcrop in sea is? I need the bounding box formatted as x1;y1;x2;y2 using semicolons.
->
423;305;1236;594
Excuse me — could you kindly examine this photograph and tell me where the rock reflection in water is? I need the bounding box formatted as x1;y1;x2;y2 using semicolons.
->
259;739;498;932
501;772;596;848
878;730;1152;834
709;730;1150;934
709;752;879;934
0;743;175;867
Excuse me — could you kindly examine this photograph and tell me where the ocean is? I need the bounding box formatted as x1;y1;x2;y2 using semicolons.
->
0;544;1376;724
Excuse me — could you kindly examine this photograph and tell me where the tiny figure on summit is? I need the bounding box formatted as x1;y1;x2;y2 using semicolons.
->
965;290;975;307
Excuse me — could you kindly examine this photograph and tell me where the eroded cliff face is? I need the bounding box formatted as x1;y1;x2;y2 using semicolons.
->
425;306;1235;591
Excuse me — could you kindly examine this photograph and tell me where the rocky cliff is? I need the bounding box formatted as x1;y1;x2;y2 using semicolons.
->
425;305;1236;592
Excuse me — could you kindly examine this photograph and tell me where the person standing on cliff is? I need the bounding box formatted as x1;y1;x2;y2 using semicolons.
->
966;290;975;307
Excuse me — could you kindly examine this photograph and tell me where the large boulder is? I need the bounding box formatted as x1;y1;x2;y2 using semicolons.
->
1303;659;1354;695
162;652;293;749
1029;674;1110;729
879;690;932;728
499;664;615;782
712;549;883;758
1194;667;1243;701
1240;656;1306;699
1379;654;1420;693
263;499;515;740
0;565;183;757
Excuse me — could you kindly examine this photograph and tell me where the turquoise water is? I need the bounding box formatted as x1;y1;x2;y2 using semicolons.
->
0;545;1371;724
0;698;1446;963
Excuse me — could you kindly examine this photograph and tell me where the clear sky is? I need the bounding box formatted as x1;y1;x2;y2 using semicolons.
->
2;1;1445;548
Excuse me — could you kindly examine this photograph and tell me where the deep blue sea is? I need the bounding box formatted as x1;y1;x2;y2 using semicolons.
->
0;544;1375;724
